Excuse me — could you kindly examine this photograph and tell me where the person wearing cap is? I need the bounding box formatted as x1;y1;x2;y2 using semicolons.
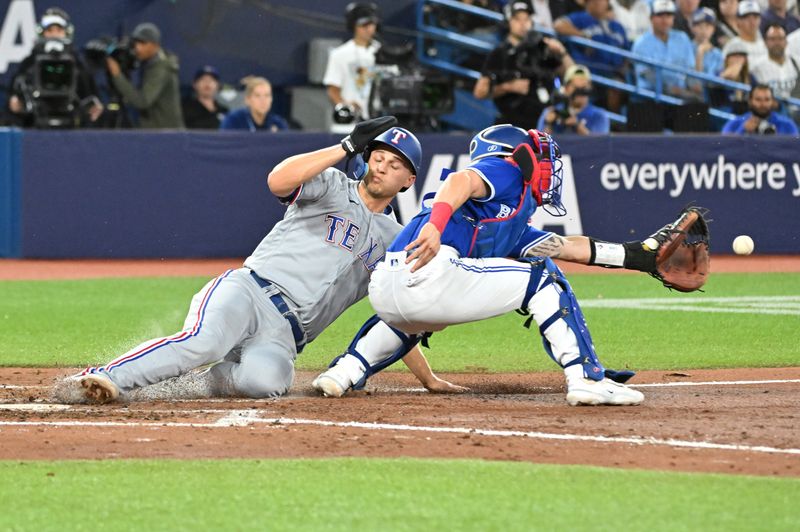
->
708;39;756;111
6;6;102;126
688;7;724;95
722;83;799;133
537;64;611;134
760;0;800;37
323;3;381;122
106;22;184;129
220;76;288;132
721;0;768;65
750;23;800;100
182;66;229;130
632;0;696;97
473;0;573;128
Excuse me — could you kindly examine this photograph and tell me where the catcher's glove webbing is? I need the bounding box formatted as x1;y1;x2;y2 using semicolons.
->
627;206;711;292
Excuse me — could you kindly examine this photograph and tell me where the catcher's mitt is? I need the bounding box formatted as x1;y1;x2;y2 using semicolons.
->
641;206;711;292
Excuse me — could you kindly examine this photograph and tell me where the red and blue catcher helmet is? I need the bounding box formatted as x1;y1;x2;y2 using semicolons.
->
365;127;422;175
470;124;565;216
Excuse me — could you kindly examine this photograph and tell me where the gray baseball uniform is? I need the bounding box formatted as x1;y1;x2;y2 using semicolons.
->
81;168;402;398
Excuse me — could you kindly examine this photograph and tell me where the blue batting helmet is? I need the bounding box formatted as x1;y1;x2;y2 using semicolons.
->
469;124;534;161
365;127;422;175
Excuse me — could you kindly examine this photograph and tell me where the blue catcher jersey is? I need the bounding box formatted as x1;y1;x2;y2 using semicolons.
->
389;157;553;258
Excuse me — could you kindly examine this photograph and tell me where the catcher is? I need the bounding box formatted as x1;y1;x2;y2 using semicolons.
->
313;125;710;405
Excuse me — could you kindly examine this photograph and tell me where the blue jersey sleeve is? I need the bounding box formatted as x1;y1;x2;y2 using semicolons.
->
465;157;524;205
508;226;556;258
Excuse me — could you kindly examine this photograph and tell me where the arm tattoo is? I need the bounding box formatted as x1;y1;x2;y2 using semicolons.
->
524;234;567;258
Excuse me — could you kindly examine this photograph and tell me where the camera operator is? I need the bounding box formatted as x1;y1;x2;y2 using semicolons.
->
722;83;798;134
106;22;183;129
538;64;610;134
473;1;573;128
323;3;381;122
5;7;102;127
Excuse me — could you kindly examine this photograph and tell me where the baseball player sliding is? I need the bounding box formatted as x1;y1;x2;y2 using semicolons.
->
64;116;464;403
314;125;658;406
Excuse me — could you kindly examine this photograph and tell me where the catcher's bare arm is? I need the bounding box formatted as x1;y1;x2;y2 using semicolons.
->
524;207;711;292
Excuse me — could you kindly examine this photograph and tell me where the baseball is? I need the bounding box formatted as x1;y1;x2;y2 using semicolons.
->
732;235;754;255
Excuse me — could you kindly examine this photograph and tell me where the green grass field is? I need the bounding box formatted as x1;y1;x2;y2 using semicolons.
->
2;272;799;530
1;459;798;531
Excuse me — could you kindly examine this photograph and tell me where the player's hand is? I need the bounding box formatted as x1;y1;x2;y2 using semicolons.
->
341;115;397;156
404;222;441;272
424;376;469;394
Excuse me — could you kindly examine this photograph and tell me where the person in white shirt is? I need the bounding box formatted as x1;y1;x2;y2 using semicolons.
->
751;23;800;100
610;0;652;41
788;27;800;58
722;0;769;65
323;3;381;120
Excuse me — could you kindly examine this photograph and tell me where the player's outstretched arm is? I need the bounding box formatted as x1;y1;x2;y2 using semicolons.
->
402;345;468;394
267;145;347;197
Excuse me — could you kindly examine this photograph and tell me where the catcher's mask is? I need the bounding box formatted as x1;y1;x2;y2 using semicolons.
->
528;129;565;216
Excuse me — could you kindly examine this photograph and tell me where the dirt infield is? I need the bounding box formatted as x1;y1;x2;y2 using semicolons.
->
1;367;799;477
1;257;798;477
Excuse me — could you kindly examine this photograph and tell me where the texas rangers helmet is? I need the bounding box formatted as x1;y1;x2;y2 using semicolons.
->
365;127;422;175
469;124;534;161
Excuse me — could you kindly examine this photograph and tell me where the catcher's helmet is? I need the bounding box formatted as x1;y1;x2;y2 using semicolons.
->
469;124;534;161
364;127;421;175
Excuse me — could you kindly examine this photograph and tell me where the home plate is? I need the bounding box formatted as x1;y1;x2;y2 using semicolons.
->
0;404;72;412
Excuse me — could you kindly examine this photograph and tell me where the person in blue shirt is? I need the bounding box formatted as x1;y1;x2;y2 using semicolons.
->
538;64;611;134
554;0;629;110
688;7;724;97
722;84;800;134
313;125;658;406
220;76;288;132
632;0;696;98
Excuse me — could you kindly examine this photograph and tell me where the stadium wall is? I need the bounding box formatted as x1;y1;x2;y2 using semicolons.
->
0;129;797;258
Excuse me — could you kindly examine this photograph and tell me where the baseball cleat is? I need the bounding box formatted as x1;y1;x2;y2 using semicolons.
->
311;373;348;398
80;373;120;403
566;377;643;406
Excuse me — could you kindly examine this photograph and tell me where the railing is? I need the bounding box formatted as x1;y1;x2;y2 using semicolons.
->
416;0;800;126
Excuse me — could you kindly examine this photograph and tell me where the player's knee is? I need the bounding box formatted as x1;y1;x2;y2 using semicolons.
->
235;356;294;398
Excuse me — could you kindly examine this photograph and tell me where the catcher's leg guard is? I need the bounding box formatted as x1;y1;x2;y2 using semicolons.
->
524;258;606;382
312;315;421;396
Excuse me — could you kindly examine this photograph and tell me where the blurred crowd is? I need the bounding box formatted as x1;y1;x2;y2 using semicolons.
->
3;1;799;135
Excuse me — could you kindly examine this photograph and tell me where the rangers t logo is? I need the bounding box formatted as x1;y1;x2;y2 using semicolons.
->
389;129;407;145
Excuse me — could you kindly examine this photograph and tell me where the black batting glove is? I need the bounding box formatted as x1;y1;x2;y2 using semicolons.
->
341;116;398;156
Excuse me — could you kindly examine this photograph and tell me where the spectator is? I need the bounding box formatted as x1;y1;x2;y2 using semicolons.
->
789;27;800;57
714;0;740;48
6;7;102;127
610;0;652;42
107;22;183;129
473;1;573;128
553;0;629;110
674;0;702;38
220;76;288;132
537;64;611;133
722;1;768;64
689;7;725;94
751;24;800;99
709;40;755;110
182;66;229;130
632;0;697;98
553;0;629;75
722;83;799;132
760;0;800;36
323;2;380;121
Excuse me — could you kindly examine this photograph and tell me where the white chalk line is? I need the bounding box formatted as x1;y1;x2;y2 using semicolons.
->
1;408;798;457
630;379;800;388
582;295;800;316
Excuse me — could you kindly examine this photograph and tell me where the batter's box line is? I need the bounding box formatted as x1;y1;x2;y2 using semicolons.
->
231;414;800;457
